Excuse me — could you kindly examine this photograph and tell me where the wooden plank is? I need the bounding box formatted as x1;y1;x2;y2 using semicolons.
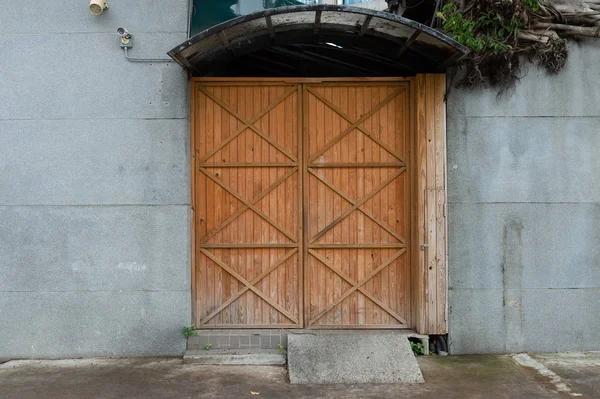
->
190;81;198;325
307;324;408;330
308;249;407;325
302;84;310;327
307;86;405;165
308;163;404;168
309;249;406;325
204;85;297;162
200;163;298;167
340;85;350;326
434;74;446;191
436;74;448;334
310;168;405;244
227;85;238;325
310;244;406;249
307;87;405;163
363;87;374;326
425;75;437;334
198;86;298;163
200;249;298;325
201;168;298;244
239;85;248;325
425;189;437;333
413;74;448;335
214;86;223;325
436;190;447;332
192;78;439;331
200;167;297;242
297;85;304;327
348;86;358;326
414;75;428;334
200;249;299;323
193;82;301;328
324;85;334;325
304;82;411;329
192;77;414;83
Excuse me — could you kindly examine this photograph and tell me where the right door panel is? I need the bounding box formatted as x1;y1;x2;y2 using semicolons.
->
304;82;411;328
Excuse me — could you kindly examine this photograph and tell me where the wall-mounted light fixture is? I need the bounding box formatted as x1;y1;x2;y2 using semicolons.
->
89;0;108;15
117;27;132;47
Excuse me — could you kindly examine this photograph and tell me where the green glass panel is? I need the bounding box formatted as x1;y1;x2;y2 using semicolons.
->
190;0;321;36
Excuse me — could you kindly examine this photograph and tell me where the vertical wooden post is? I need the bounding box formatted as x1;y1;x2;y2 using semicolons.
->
414;74;448;335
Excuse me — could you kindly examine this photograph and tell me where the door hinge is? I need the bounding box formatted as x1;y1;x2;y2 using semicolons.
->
420;243;429;250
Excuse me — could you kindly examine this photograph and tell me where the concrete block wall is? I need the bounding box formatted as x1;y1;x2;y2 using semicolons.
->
446;40;600;354
0;0;191;358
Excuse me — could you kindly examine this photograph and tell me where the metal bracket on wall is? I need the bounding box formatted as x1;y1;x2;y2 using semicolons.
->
122;47;172;63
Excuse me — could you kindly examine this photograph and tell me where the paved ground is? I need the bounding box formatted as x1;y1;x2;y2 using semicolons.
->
0;353;598;398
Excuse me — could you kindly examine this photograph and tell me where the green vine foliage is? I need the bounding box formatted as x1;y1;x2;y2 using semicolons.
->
438;3;518;55
435;0;564;89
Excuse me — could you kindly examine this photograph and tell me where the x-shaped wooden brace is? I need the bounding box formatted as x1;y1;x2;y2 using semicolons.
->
200;167;297;243
308;248;407;325
200;167;298;244
306;86;405;164
307;168;407;245
309;167;405;244
200;248;299;324
198;86;298;163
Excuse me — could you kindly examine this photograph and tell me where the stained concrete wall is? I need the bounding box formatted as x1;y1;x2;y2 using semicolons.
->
447;40;600;354
0;1;191;358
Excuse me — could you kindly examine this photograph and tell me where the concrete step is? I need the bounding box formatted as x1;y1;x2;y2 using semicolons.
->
183;349;286;365
287;333;424;384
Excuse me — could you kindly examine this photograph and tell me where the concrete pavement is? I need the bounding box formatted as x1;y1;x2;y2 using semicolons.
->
0;353;598;398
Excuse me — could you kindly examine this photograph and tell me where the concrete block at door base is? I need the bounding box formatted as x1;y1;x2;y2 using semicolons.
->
0;205;190;292
287;334;424;384
0;119;190;205
0;290;190;359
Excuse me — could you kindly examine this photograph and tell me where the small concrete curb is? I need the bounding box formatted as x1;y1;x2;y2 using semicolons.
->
184;349;286;365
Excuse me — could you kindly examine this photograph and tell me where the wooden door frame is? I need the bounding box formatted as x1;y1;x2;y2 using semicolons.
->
189;76;447;334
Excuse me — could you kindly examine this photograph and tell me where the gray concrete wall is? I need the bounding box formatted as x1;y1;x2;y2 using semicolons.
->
0;0;191;358
447;40;600;354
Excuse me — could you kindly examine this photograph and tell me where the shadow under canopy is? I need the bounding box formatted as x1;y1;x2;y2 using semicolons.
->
169;5;469;77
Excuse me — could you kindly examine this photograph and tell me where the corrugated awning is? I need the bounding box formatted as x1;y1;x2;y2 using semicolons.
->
168;5;469;76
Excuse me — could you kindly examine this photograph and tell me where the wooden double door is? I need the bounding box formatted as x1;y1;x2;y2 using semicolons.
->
192;79;411;329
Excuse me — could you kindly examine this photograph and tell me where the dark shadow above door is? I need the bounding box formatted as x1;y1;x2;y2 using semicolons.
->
168;5;469;77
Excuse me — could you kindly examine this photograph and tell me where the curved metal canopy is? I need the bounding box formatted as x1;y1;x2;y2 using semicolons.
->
168;5;469;76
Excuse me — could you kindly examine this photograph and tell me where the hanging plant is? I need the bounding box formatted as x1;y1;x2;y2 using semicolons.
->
435;0;600;88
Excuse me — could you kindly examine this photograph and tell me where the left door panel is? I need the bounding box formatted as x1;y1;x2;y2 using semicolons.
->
193;82;302;328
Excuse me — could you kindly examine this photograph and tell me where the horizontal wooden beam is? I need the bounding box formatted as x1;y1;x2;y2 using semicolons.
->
200;163;298;168
309;243;407;249
200;243;297;248
308;163;405;168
